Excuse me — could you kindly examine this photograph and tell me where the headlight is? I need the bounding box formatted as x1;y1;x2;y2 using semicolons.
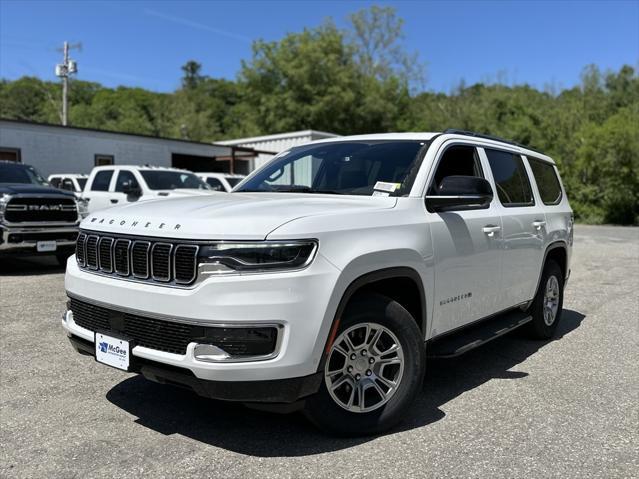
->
76;198;90;219
198;240;318;274
0;193;11;222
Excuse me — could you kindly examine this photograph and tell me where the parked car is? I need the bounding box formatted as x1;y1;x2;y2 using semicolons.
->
62;130;573;435
198;172;245;192
81;165;217;213
1;161;86;265
48;174;89;197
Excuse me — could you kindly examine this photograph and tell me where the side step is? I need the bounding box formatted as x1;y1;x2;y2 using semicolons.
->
427;310;532;358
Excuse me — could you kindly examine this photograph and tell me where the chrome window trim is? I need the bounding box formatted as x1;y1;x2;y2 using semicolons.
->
113;239;131;276
97;237;114;273
131;241;151;279
151;242;173;282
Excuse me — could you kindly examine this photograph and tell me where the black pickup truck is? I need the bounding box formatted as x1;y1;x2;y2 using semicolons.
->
0;161;85;265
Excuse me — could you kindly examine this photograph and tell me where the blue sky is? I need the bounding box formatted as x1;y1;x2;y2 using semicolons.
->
1;0;637;93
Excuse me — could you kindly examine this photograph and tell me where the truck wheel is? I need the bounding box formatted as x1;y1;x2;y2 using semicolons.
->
304;293;425;436
526;259;564;339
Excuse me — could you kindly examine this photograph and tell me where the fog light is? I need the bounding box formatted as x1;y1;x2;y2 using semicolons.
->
192;326;280;362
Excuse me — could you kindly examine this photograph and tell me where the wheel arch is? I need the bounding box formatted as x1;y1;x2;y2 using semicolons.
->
533;241;568;300
322;267;427;358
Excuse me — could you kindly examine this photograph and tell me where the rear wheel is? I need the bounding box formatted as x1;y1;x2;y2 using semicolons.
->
526;260;564;339
304;293;425;436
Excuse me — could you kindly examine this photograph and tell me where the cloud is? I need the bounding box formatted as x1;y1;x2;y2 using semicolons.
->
144;9;252;44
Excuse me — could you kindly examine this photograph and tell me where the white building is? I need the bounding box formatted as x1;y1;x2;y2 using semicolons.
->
217;129;340;171
0;120;340;177
0;119;258;176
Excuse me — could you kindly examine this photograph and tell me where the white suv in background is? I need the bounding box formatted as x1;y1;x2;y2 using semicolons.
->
81;165;216;213
198;173;246;192
62;130;573;436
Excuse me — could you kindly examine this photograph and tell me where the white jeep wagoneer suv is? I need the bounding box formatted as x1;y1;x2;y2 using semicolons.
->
62;130;573;435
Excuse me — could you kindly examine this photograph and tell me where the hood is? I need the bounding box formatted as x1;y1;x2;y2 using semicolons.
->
81;193;397;240
0;183;76;198
155;188;220;197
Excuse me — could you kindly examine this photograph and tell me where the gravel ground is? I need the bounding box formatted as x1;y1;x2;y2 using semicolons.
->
1;224;637;478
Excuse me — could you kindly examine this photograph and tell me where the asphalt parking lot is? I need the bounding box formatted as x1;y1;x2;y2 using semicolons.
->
1;224;637;478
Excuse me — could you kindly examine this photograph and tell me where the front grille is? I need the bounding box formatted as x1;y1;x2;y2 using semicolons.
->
68;297;278;357
7;231;78;243
76;232;199;286
5;197;77;223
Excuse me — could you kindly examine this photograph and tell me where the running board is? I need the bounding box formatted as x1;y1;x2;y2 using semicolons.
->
427;310;532;358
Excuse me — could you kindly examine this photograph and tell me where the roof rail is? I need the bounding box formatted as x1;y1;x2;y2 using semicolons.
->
442;129;540;153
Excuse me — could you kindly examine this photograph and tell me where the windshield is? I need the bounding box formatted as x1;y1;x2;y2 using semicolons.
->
77;178;88;190
236;141;426;196
226;177;243;188
0;163;49;185
139;170;210;190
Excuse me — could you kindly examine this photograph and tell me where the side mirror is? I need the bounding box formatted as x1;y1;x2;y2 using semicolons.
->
425;176;493;212
122;181;142;197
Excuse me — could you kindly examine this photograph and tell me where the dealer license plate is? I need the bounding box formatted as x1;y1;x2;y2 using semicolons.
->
95;333;130;371
36;241;57;252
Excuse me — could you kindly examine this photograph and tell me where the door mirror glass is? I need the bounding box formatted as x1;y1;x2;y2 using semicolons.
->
426;176;493;212
122;180;142;197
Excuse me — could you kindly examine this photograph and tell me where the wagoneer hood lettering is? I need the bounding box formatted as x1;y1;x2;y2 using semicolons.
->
82;193;397;240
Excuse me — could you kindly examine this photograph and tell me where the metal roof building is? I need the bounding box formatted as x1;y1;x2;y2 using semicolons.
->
0;119;269;176
217;129;340;171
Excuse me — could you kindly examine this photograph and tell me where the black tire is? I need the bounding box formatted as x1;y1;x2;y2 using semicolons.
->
526;259;564;339
304;293;425;436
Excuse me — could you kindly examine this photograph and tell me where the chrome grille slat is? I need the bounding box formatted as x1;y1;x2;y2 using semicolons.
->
174;245;199;284
85;235;99;270
76;233;87;267
151;243;173;282
113;239;131;276
76;233;198;286
131;241;150;279
98;237;114;273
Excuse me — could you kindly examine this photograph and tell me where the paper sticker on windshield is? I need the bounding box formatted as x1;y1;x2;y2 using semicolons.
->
374;181;400;193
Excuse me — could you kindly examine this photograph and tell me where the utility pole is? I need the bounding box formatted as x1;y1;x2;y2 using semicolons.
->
55;41;81;126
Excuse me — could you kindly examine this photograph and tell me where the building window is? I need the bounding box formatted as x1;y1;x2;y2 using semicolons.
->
0;147;21;162
95;154;114;166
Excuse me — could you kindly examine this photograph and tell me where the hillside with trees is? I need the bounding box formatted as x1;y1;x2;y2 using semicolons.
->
1;6;637;224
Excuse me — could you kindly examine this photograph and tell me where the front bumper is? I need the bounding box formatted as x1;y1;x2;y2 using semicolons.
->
63;252;341;386
0;223;78;253
68;334;323;403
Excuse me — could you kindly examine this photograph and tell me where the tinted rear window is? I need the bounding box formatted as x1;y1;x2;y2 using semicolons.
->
528;158;562;205
485;149;534;207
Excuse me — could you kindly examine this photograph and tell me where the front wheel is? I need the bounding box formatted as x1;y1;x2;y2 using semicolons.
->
304;293;425;436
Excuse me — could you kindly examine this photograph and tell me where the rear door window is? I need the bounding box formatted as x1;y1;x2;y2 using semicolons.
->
485;149;534;207
91;170;114;191
528;157;562;205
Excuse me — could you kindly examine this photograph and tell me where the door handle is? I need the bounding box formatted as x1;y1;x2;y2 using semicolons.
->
532;220;546;230
482;225;501;237
110;199;119;204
